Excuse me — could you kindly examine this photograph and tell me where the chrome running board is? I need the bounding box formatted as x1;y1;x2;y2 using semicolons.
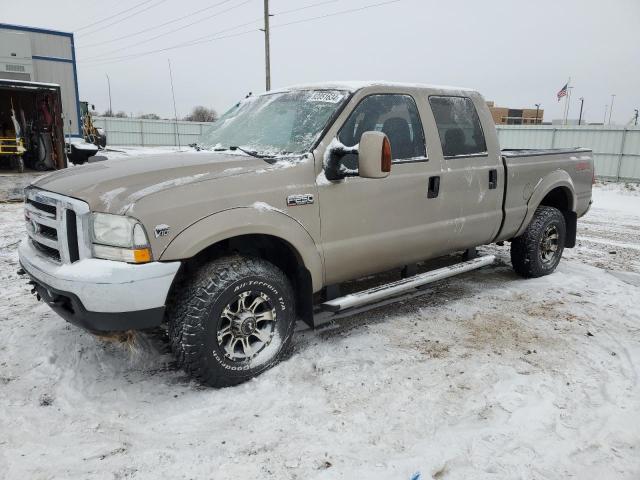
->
311;255;495;328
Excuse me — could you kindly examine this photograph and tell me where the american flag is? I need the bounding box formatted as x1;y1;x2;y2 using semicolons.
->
557;83;568;102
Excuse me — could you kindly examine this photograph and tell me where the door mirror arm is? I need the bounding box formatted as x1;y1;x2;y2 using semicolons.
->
324;132;391;181
324;144;359;181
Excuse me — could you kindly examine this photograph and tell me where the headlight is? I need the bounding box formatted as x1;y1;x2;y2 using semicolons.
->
91;213;152;263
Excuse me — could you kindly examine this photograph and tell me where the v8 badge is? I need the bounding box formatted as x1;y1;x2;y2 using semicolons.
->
154;224;170;238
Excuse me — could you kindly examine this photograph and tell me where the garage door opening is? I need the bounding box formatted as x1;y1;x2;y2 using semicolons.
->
0;79;66;173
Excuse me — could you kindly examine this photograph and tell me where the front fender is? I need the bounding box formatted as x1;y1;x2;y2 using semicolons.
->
514;169;577;238
159;207;323;291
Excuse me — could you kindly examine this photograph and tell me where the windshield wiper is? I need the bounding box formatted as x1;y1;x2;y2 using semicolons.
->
210;144;278;162
213;145;275;160
228;146;275;159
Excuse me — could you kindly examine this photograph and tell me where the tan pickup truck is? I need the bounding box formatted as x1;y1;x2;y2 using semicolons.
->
18;82;594;387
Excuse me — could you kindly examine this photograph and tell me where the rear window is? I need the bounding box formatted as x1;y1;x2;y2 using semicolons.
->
429;96;487;158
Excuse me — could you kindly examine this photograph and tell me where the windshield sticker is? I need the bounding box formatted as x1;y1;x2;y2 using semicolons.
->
308;91;343;103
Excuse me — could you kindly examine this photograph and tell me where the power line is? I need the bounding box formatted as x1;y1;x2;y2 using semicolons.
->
76;0;237;49
75;0;157;32
274;0;340;15
77;0;253;60
76;0;169;38
79;0;404;67
80;17;263;66
78;0;340;50
272;0;403;30
80;28;260;67
78;0;338;55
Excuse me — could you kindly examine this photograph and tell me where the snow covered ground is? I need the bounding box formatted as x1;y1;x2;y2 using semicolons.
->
1;182;639;479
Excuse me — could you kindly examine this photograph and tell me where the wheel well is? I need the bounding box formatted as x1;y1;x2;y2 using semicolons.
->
539;187;577;248
539;187;571;212
176;234;314;325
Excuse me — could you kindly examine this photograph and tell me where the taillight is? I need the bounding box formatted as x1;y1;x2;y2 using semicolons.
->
381;137;391;173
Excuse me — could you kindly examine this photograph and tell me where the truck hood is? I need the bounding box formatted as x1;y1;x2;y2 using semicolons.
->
31;152;275;214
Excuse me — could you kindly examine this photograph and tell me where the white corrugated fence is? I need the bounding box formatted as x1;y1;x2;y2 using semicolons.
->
93;117;212;148
496;125;640;181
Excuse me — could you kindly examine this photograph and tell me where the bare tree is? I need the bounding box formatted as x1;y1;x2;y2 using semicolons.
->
114;111;128;118
138;113;160;120
184;106;218;123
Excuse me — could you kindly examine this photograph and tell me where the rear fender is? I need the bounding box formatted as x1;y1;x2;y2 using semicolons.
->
514;170;577;238
159;207;323;291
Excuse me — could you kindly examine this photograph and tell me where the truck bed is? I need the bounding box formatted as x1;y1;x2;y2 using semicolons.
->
496;147;594;243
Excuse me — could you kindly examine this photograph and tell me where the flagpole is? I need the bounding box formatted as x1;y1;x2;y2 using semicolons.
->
566;86;573;124
563;77;571;125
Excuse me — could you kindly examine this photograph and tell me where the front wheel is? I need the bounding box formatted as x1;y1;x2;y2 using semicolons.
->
168;256;296;388
510;206;566;278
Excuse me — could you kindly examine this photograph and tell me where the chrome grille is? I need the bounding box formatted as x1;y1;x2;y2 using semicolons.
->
24;188;91;264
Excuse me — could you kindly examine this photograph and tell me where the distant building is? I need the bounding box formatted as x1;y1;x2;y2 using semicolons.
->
487;101;543;125
0;23;81;137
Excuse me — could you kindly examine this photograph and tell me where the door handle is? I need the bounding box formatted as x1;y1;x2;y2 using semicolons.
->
488;169;498;189
427;176;440;198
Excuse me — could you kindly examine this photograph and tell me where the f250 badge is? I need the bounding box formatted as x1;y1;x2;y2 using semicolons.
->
154;224;170;238
286;194;314;207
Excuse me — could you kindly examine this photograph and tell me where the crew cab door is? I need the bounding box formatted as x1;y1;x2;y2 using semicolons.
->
425;95;503;250
315;92;445;285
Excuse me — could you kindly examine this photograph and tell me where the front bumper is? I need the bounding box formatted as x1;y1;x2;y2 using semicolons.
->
18;239;181;332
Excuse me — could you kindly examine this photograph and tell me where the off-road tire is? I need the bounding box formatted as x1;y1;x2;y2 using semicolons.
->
511;206;566;278
67;149;88;165
167;255;296;388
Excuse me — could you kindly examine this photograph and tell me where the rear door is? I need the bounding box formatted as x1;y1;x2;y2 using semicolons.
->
426;95;503;249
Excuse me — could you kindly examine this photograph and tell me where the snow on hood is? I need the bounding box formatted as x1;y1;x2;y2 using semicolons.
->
31;152;303;215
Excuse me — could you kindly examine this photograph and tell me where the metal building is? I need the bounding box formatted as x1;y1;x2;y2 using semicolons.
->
0;23;81;137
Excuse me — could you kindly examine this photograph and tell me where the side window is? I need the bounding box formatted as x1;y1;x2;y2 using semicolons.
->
338;94;426;167
428;96;487;158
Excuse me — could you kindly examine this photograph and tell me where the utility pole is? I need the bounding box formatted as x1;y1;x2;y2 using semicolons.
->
534;103;540;125
603;104;608;124
262;0;272;91
168;59;181;150
608;94;616;125
105;74;112;115
578;97;584;126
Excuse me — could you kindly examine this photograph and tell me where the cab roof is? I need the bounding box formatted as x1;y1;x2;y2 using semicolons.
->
269;80;476;95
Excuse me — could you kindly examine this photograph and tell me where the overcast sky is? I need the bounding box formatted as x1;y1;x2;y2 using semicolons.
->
2;0;639;124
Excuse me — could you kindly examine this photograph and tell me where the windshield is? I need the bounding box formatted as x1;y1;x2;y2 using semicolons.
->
198;89;349;156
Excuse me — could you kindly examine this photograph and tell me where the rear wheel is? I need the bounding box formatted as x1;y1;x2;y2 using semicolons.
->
168;255;296;388
511;206;566;278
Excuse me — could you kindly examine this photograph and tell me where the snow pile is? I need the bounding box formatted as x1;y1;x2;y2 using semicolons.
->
0;185;639;479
